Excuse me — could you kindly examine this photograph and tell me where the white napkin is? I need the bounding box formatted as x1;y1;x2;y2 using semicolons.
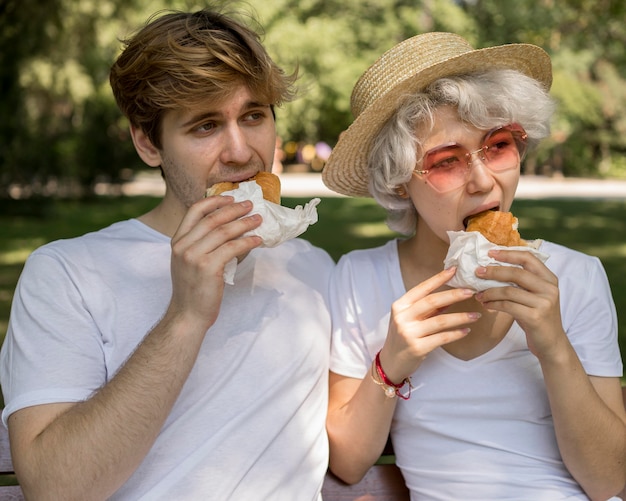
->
217;180;320;284
444;230;549;291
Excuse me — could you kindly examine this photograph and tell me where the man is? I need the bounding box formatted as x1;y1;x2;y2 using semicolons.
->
0;7;333;500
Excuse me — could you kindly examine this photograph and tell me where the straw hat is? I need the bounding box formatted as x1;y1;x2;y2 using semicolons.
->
322;32;552;198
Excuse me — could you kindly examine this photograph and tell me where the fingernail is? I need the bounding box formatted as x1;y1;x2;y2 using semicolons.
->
467;312;482;320
476;267;487;276
462;288;475;296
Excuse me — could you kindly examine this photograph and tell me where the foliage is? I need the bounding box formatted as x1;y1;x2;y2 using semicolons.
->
2;0;626;196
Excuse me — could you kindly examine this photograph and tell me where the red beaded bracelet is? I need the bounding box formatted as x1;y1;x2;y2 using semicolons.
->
371;351;413;400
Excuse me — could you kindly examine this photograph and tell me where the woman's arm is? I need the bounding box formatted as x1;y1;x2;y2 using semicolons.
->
475;249;626;500
328;268;481;484
542;357;626;500
327;371;398;484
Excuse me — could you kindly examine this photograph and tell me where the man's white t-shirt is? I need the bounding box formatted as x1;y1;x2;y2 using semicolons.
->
1;219;334;500
330;239;622;500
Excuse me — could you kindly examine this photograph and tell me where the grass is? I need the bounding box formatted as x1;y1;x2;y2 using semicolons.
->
1;195;625;376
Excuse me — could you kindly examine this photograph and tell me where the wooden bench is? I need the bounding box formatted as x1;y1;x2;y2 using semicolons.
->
0;424;22;500
1;386;625;500
321;439;410;501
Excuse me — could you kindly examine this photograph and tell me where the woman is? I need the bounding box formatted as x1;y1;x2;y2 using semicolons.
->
322;32;625;500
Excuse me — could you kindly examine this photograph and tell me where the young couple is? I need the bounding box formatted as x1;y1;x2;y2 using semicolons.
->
1;4;623;500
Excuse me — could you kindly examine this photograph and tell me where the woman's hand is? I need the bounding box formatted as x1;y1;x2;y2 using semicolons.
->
379;267;481;383
474;249;564;360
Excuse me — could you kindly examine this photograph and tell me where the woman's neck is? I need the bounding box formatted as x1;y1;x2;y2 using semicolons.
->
397;222;449;290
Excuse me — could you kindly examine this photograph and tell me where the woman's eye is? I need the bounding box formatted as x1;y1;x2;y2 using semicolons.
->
486;131;515;152
430;156;462;171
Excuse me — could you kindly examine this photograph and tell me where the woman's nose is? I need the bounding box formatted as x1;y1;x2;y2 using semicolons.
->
465;154;495;193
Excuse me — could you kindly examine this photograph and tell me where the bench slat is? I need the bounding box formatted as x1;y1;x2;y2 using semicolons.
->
322;465;410;500
0;425;13;474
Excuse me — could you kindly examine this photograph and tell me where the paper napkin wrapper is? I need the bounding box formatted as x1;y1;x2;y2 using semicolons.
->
443;230;549;291
216;180;320;284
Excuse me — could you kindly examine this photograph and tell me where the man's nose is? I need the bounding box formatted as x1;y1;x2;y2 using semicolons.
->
220;125;253;165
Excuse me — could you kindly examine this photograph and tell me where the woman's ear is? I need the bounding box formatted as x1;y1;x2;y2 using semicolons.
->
395;185;409;198
129;125;162;167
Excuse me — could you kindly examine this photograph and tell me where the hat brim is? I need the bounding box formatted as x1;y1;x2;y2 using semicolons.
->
322;42;552;198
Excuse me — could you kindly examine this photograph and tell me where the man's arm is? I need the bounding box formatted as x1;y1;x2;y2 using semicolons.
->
8;196;262;500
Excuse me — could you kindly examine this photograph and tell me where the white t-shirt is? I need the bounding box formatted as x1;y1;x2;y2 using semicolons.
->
330;239;622;500
1;219;334;501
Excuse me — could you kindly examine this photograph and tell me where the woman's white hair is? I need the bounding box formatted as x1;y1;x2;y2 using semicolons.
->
368;69;556;235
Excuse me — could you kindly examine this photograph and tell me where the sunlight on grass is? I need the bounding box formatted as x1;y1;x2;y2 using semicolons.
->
350;222;396;238
0;247;39;265
562;215;612;231
586;243;626;259
0;236;45;264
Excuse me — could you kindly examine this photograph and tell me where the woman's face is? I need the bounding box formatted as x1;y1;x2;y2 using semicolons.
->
406;106;521;243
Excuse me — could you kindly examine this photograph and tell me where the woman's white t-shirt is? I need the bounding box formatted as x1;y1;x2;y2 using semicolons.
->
330;239;622;500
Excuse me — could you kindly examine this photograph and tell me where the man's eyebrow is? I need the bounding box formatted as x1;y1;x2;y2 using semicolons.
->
180;112;216;128
180;101;270;128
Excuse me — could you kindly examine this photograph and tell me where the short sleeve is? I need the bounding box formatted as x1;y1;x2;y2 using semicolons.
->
1;249;107;424
556;252;622;377
329;242;403;379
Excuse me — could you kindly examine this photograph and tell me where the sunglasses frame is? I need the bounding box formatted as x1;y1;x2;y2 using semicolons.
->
413;123;528;193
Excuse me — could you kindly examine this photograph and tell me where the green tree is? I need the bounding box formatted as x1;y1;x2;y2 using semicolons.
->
256;0;474;145
463;0;626;176
0;0;64;190
2;0;626;196
0;0;166;197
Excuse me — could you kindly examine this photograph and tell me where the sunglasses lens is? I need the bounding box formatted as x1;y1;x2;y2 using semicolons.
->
423;145;470;191
482;126;526;169
419;124;527;192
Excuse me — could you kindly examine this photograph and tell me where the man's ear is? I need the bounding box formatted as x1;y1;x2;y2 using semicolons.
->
130;125;162;167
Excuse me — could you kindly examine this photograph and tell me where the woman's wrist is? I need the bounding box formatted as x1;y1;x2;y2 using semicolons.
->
370;351;413;400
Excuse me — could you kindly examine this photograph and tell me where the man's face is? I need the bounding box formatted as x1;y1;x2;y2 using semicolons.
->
156;85;276;209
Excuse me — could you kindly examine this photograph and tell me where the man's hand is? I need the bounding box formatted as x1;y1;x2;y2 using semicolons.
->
168;195;263;332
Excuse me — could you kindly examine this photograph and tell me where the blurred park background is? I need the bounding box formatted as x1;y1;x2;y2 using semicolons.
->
2;0;626;193
1;0;626;376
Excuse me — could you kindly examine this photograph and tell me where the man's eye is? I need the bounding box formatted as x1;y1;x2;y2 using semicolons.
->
246;111;265;122
196;122;216;133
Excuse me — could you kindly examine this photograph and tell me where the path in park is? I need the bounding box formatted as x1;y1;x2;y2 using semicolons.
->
119;171;626;200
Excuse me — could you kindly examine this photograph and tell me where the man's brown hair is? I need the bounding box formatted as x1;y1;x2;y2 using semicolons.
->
109;7;297;148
